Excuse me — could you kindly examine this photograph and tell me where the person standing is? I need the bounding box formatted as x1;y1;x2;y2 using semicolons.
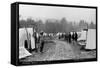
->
65;33;67;41
33;29;38;52
68;32;71;43
38;31;44;53
72;32;74;41
75;32;78;41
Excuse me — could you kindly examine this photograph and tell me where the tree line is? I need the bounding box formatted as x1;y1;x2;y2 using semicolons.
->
19;17;96;33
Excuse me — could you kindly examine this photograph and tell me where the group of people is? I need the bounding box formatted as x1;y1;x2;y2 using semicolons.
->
65;32;78;43
24;27;78;53
57;32;78;43
33;31;45;53
24;29;45;53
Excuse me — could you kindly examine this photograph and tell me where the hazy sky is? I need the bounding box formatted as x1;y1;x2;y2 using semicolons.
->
19;4;96;24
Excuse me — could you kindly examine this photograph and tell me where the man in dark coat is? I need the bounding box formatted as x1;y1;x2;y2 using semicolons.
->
68;32;71;43
74;32;78;41
39;31;45;53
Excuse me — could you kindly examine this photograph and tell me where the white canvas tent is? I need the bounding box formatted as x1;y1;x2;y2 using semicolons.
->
77;29;96;49
77;30;87;41
85;29;96;49
26;28;35;49
19;28;35;59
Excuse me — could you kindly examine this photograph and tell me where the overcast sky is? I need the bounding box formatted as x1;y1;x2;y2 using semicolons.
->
19;4;96;24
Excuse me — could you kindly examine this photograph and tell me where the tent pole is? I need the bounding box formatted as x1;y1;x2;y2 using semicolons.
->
86;24;88;45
